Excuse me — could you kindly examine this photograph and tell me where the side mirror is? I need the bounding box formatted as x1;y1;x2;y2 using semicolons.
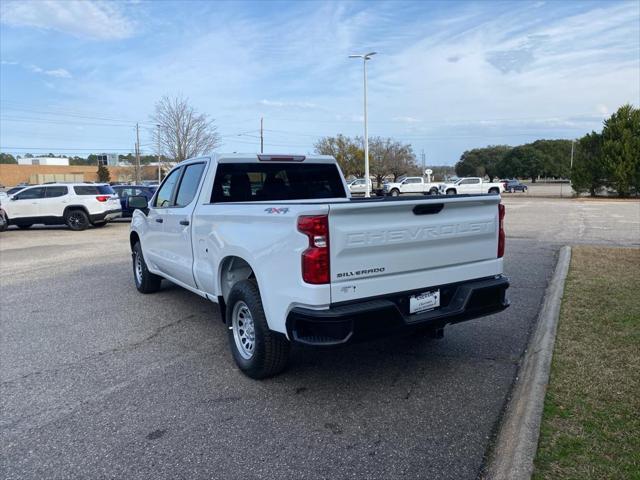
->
127;195;148;210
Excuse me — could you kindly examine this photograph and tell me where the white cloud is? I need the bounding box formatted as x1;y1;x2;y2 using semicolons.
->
392;116;421;124
0;0;134;40
28;64;72;78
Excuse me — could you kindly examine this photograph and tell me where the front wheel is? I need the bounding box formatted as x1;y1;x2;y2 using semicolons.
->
132;242;162;293
226;279;290;379
65;209;89;231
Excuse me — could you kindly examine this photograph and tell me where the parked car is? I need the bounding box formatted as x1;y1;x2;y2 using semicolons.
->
439;177;504;195
503;180;528;193
129;153;509;379
112;185;157;217
347;178;373;195
383;176;442;196
2;183;121;230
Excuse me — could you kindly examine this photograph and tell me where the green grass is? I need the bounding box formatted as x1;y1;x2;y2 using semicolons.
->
533;246;640;480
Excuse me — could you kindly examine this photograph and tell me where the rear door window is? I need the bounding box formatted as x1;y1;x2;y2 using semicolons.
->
45;186;68;198
211;163;346;202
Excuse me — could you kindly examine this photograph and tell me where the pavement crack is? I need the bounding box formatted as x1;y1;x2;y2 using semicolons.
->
1;315;193;387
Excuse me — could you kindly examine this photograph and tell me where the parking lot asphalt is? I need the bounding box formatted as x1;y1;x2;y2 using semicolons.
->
1;198;638;479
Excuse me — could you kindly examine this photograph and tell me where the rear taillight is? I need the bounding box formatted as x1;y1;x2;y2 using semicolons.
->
297;215;330;284
96;195;110;202
498;203;505;258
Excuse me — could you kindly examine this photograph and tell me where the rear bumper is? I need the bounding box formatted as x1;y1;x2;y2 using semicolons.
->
90;209;122;222
286;275;509;346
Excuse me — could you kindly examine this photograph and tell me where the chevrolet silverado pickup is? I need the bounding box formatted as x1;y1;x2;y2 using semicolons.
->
128;154;509;378
383;176;442;196
439;177;504;195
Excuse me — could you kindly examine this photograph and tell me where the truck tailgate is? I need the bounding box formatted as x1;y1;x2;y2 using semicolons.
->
328;196;502;303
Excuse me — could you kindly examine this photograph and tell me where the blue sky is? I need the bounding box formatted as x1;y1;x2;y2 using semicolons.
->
1;0;639;164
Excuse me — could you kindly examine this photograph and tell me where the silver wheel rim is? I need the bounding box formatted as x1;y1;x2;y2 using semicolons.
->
232;301;255;360
135;252;143;285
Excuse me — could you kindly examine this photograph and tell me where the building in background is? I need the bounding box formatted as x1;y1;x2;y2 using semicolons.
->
17;157;70;166
96;153;119;166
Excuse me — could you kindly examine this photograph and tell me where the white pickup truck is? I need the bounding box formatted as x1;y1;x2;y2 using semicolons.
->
128;154;509;378
439;177;504;195
383;176;442;196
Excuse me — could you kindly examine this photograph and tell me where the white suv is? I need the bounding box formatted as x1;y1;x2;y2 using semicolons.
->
2;183;122;231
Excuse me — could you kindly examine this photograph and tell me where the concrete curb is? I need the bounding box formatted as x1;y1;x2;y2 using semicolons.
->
485;245;572;480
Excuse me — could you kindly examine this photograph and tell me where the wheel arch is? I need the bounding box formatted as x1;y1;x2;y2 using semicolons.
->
130;231;140;251
63;205;90;218
218;255;258;308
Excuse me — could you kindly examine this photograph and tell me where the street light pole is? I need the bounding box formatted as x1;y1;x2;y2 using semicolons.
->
349;51;376;197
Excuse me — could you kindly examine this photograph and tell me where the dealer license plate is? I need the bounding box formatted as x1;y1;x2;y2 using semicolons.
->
409;290;440;314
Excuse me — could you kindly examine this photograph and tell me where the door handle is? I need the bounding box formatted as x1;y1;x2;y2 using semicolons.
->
155;218;163;223
179;219;190;226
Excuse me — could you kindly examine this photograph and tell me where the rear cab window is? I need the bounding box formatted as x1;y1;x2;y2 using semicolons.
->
211;163;346;202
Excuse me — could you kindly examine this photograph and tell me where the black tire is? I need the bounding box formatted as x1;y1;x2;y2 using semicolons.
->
390;189;400;197
17;224;33;229
226;279;290;379
132;242;162;294
92;221;108;228
446;189;456;195
489;187;500;194
65;209;89;231
430;187;439;195
0;212;8;232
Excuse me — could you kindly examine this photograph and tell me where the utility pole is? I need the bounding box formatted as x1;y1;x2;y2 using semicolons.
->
156;124;161;183
135;122;141;184
421;149;426;179
260;117;264;154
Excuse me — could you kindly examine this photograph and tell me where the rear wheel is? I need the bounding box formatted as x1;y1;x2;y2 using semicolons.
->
446;189;456;195
0;212;8;232
65;209;89;231
132;242;162;293
390;189;400;197
17;224;33;229
489;187;500;194
429;187;439;195
226;279;290;379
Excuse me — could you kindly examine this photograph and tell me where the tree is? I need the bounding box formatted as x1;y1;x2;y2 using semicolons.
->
384;139;418;182
152;95;220;163
314;135;364;177
498;144;545;181
0;153;17;164
97;164;111;183
456;145;511;181
571;132;605;196
601;104;639;197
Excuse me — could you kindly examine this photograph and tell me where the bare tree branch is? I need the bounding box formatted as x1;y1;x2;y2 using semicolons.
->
151;95;220;165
